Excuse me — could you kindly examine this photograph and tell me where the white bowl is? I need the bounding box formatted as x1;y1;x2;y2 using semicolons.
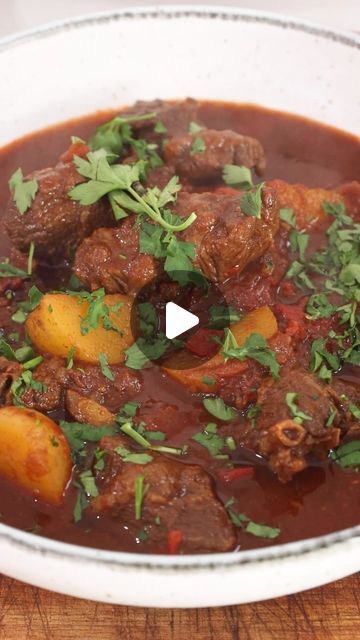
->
0;6;359;607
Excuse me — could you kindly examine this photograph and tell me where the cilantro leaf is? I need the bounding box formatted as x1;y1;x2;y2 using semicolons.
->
8;168;38;215
114;446;153;465
207;305;241;329
188;121;203;134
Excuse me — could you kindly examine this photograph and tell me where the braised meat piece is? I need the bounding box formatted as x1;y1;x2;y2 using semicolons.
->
270;179;360;230
91;436;236;553
0;357;22;405
164;129;266;181
179;186;279;281
20;357;142;414
67;363;141;414
249;369;340;481
4;153;113;261
121;98;203;139
20;356;68;412
74;217;160;294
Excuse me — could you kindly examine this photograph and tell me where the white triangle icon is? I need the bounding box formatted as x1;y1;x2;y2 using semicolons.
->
165;302;199;340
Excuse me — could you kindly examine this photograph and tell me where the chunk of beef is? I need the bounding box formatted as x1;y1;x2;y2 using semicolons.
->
74;218;160;294
67;363;142;414
249;369;340;481
270;179;360;230
4;149;113;261
21;356;68;412
91;436;236;553
121;98;203;139
21;357;142;414
0;357;22;405
178;186;279;281
164;129;266;182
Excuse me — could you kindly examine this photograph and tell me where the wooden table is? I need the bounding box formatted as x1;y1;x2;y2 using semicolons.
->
0;572;358;639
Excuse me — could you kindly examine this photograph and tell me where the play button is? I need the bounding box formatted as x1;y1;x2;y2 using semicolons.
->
129;270;235;370
165;302;199;339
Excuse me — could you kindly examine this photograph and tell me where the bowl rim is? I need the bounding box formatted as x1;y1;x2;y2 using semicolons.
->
0;4;359;571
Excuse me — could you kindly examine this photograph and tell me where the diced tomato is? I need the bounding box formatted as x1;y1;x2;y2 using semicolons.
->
218;467;254;483
186;328;221;358
279;280;298;298
60;142;90;163
167;529;183;554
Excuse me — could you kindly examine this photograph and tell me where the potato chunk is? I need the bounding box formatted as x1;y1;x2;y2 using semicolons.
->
163;306;278;392
0;407;71;504
26;292;134;364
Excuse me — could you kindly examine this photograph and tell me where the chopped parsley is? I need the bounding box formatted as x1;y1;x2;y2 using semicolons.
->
190;137;206;155
79;469;99;497
188;121;203;134
225;499;280;539
285;392;312;424
67;288;123;336
207;304;241;329
98;352;114;381
89;111;156;155
27;241;35;276
0;261;28;279
59;421;114;457
222;330;280;379
222;164;253;190
192;422;227;457
11;371;47;406
310;337;340;382
203;396;237;422
8;168;38;215
70;152;195;231
331;440;360;468
240;182;264;218
66;346;76;370
154;120;168;134
134;475;149;520
279;208;296;228
114;446;153;465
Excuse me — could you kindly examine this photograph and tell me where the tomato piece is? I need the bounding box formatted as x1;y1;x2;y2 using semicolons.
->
218;467;254;483
186;328;221;358
167;529;183;554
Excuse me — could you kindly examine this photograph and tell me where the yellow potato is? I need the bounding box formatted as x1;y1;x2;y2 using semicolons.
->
163;306;278;392
0;406;71;504
26;292;134;364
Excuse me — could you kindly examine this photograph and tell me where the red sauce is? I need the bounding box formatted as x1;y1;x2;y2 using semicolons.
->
0;102;359;553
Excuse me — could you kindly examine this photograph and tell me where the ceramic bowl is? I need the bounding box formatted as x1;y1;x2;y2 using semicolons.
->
0;6;359;607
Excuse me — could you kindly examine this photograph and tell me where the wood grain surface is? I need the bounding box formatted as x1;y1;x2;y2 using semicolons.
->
0;572;358;640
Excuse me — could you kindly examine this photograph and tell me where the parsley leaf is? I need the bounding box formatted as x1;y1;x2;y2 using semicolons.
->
222;165;253;190
222;331;280;379
225;500;281;539
192;422;227;457
79;469;99;497
59;421;114;456
188;121;203;134
240;182;264;218
134;475;149;520
114;446;153;465
8;168;38;215
190;137;206;155
0;261;28;279
331;440;360;468
279;208;296;228
207;305;241;329
98;352;114;381
203;397;237;421
285;392;312;424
